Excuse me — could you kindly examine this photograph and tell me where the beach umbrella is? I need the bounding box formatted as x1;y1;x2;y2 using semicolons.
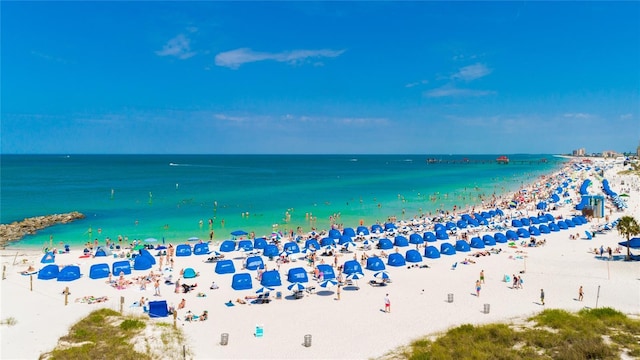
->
231;230;248;237
346;272;365;287
287;282;306;292
255;286;274;294
188;237;200;241
343;241;357;250
374;271;390;280
319;279;338;288
144;238;158;243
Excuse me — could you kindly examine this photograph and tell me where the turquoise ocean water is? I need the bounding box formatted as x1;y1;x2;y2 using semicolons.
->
1;154;567;249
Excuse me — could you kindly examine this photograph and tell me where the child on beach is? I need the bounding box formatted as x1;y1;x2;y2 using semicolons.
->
476;280;481;297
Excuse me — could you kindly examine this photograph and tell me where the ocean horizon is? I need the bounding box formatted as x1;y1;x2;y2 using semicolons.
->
1;154;568;250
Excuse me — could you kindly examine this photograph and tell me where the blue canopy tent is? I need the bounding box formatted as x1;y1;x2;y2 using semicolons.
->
175;244;192;257
148;300;169;318
549;222;560;232
440;243;456;255
38;264;59;280
329;229;341;239
183;268;198;279
557;221;568;230
254;237;268;250
446;221;457;230
511;219;523;228
193;242;210;255
529;226;541;236
134;254;153;271
494;232;508;243
384;223;397;231
112;260;132;275
387;252;406;267
409;233;424;245
436;229;449;240
287;267;309;283
394;236;409;247
456;220;468;229
283;242;300;254
366;257;386;271
343;260;363;275
338;235;353;245
405;249;423;263
219;240;236;253
93;247;112;257
371;224;384;234
304;239;320;251
424;232;437;242
529;216;540;225
536;201;548;210
343;227;356;237
230;230;248;237
506;230;519;240
215;259;236;274
377;238;394;250
545;213;555;222
470;237;485;249
539;224;551;234
263;244;279;258
517;228;531;239
237;240;253;251
232;273;253;290
434;223;446;232
455;240;471;252
320;237;336;247
316;264;335;280
260;270;282;287
618;238;640;249
356;226;370;236
40;252;55;264
538;215;549;223
424;246;441;259
565;219;576;228
521;218;531;226
245;256;265;271
58;265;81;282
89;263;110;279
482;234;496;246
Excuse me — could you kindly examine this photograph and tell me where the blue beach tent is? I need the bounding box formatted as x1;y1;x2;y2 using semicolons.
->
394;236;409;247
521;218;531;226
245;256;265;271
565;219;576;228
183;267;197;279
263;244;279;258
320;237;336;247
338;235;353;245
529;226;541;236
470;237;485;249
237;240;253;251
175;244;192;257
133;254;153;271
371;224;384;234
511;219;523;228
219;240;236;253
253;237;268;250
506;230;519;240
366;257;386;271
409;233;424;245
424;246;441;259
405;249;423;263
283;242;300;254
557;221;568;230
316;264;335;280
482;234;496;246
260;270;282;287
287;267;309;283
343;260;363;275
215;259;236;274
549;222;560;232
94;247;112;257
377;238;394;250
424;232;437;242
539;224;551;234
329;229;341;239
193;242;210;255
529;216;541;225
517;228;531;239
440;243;456;255
89;263;110;279
387;252;406;267
455;240;471;252
38;264;59;280
356;226;370;236
148;300;169;318
436;229;449;240
112;260;132;275
494;232;508;243
58;265;81;282
304;239;320;251
343;228;356;237
232;273;253;290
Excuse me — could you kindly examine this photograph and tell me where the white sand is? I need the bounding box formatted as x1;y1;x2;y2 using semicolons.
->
2;158;639;359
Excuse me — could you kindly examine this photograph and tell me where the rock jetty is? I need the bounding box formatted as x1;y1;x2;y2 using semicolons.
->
0;212;85;247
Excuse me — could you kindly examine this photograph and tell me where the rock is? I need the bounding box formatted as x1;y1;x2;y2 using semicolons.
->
0;212;85;247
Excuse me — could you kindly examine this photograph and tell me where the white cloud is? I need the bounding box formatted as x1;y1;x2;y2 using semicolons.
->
451;63;491;81
620;113;633;120
156;34;196;60
405;80;429;88
213;113;247;122
214;48;346;69
563;113;593;119
424;85;495;98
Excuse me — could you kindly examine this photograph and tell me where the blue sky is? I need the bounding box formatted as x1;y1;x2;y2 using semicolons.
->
2;1;639;154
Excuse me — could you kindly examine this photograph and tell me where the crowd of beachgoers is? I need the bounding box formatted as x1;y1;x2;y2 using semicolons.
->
2;156;639;359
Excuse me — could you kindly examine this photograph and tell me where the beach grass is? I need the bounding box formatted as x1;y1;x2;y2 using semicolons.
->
39;308;188;360
0;316;17;326
398;307;639;360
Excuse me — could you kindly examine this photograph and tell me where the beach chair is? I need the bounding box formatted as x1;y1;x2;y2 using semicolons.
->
451;262;457;270
585;231;593;240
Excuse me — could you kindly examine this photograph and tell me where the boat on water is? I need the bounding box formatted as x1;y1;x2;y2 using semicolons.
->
496;155;510;164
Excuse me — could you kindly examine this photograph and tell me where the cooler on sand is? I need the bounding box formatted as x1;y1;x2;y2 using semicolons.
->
255;324;264;338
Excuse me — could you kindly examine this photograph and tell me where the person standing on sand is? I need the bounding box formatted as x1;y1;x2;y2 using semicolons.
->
384;294;391;313
578;286;584;301
480;270;485;284
540;289;545;305
476;280;482;297
154;278;161;296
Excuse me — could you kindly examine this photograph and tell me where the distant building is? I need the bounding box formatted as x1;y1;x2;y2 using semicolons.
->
637;142;640;157
602;150;618;158
572;148;586;156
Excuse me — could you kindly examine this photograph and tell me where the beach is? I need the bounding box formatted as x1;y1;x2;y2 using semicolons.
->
1;157;639;359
